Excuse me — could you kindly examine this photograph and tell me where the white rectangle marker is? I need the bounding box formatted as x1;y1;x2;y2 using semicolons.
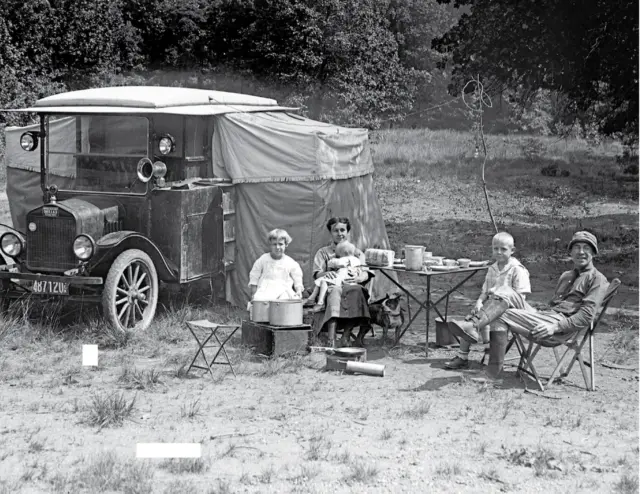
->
82;345;98;366
136;443;202;458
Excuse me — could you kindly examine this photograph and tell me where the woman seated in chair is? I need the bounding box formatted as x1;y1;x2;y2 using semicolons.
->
311;217;374;347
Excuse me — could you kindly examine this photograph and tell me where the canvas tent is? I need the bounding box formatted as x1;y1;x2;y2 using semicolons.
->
3;88;393;308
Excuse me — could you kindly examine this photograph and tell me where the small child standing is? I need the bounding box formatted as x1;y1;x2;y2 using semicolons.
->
444;232;531;370
304;241;363;312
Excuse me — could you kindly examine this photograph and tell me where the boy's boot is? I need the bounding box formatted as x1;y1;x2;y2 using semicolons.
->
472;331;508;383
445;339;471;369
448;298;508;344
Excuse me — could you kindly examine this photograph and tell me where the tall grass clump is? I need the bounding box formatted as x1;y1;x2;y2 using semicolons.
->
50;452;154;494
84;392;136;429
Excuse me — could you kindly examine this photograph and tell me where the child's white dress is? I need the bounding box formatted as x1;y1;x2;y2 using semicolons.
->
249;253;304;301
314;255;362;287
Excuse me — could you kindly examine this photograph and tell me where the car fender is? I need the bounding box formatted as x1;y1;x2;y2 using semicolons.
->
88;231;178;281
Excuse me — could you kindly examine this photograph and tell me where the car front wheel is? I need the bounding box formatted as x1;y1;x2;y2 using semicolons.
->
102;249;158;332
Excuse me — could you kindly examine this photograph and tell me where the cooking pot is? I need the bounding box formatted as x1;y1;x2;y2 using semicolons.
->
251;300;270;323
268;299;303;326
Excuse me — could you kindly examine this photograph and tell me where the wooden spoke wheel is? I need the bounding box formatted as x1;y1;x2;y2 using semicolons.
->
102;249;158;331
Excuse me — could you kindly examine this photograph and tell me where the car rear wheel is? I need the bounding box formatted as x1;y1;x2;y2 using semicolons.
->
102;249;158;332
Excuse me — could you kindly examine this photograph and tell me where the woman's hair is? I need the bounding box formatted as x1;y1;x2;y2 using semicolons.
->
326;217;351;232
268;228;292;245
335;241;356;257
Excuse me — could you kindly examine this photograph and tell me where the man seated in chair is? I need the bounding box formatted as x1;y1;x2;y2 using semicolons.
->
447;231;608;383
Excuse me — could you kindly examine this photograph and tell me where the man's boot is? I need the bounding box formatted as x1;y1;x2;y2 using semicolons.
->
472;330;508;383
448;298;509;344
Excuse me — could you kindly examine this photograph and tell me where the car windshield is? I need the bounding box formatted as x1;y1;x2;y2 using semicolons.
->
47;115;149;194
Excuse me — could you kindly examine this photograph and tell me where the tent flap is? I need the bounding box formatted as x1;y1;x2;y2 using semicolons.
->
213;112;374;183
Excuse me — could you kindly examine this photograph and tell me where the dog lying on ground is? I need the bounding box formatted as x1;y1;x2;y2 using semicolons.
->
368;292;405;342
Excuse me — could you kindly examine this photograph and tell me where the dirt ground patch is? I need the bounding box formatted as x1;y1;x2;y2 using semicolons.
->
0;324;638;493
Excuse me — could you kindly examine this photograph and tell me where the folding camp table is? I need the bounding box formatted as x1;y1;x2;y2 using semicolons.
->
371;265;489;356
186;320;240;379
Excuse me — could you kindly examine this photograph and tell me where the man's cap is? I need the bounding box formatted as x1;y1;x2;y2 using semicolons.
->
568;231;598;255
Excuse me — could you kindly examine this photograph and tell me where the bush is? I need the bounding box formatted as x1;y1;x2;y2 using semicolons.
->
541;163;559;176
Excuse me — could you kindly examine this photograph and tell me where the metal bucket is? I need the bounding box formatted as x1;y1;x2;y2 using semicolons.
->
268;299;303;326
251;300;270;323
435;317;456;346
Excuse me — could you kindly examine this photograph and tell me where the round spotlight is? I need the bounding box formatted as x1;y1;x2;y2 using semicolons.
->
28;222;37;232
158;134;175;155
20;132;39;152
0;232;23;258
73;234;95;261
152;161;167;178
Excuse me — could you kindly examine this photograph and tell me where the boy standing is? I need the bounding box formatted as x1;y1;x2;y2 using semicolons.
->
444;232;531;370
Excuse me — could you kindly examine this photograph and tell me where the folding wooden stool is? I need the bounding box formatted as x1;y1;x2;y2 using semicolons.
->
186;319;240;379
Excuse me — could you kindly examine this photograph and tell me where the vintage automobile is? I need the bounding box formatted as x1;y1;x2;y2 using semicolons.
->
0;86;294;331
1;85;392;335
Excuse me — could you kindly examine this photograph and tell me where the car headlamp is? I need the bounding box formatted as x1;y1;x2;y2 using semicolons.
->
0;232;24;258
73;234;95;261
158;134;175;155
20;132;39;152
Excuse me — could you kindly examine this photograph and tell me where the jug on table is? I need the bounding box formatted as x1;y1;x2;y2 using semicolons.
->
404;245;425;271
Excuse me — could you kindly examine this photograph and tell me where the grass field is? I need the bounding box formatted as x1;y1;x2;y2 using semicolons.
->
0;129;638;493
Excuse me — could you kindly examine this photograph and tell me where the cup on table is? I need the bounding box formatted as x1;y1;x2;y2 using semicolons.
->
457;258;471;268
443;259;458;267
423;251;433;259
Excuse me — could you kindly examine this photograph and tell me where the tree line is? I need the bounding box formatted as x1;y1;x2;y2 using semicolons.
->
0;0;636;142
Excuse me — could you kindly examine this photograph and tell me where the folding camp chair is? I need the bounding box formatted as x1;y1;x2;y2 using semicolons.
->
186;320;240;379
512;278;621;392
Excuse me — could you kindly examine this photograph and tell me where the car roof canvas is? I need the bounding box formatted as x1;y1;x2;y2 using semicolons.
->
34;86;278;108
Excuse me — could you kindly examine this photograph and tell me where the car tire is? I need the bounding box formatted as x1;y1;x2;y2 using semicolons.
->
102;249;158;332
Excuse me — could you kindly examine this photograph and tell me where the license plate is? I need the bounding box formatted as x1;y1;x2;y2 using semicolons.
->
32;280;69;295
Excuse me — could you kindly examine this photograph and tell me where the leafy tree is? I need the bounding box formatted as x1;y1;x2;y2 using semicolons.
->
0;0;65;124
207;0;430;127
433;0;639;141
122;0;209;69
49;0;142;87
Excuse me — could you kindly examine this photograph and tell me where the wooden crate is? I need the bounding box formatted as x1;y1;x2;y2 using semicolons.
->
241;320;311;357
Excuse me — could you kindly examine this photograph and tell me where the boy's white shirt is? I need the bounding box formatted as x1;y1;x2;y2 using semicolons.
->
482;257;531;296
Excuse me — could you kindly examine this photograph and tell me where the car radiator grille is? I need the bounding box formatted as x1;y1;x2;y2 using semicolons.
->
27;217;77;271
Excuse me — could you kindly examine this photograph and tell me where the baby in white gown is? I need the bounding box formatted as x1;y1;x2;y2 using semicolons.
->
304;241;363;312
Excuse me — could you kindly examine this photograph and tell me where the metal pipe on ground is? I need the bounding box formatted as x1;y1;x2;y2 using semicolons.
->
345;361;385;377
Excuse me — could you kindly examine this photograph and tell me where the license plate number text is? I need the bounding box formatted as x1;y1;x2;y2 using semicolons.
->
32;280;69;295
